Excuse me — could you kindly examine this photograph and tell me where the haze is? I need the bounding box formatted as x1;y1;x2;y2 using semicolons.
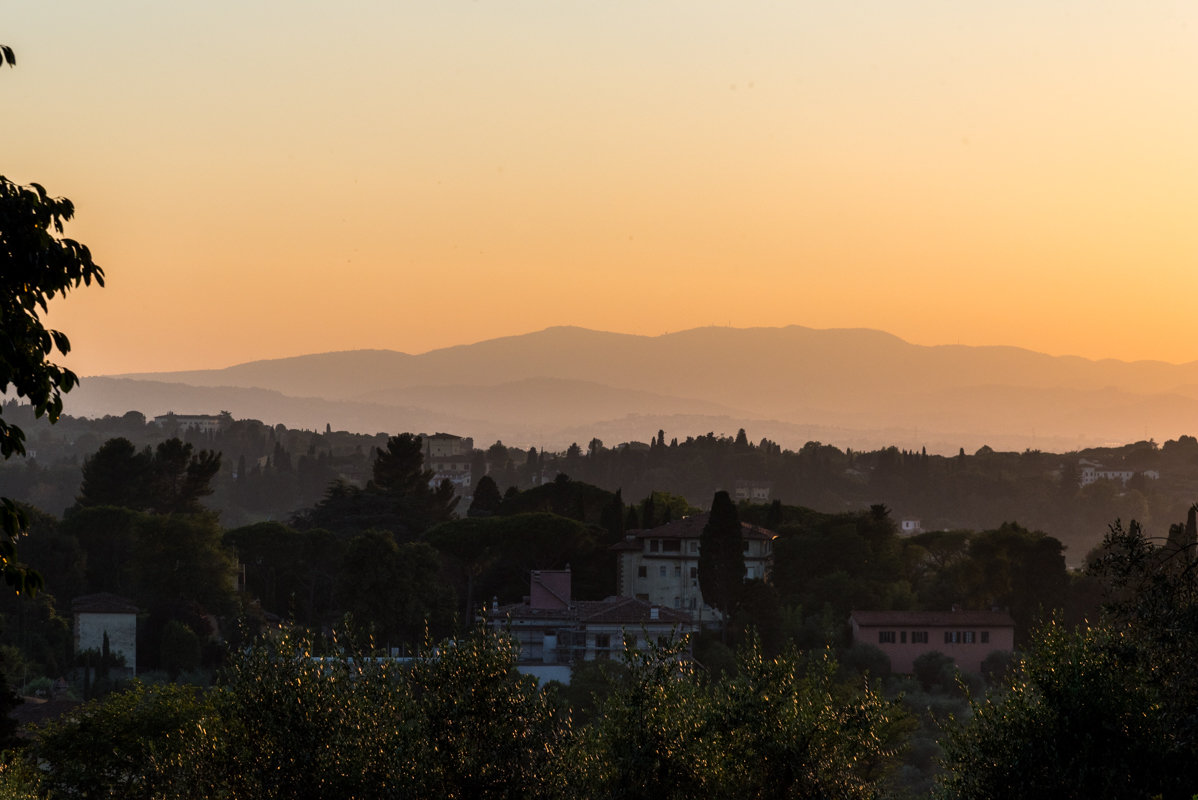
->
7;2;1198;376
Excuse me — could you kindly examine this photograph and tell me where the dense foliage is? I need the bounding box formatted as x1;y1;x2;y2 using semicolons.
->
3;410;1190;563
9;627;901;800
0;175;103;593
937;516;1198;798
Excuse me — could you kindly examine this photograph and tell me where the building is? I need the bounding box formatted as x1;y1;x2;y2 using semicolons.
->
849;609;1015;674
72;593;139;678
421;433;474;460
1078;459;1160;488
733;480;772;502
153;413;226;436
488;569;695;684
611;513;776;622
421;433;475;494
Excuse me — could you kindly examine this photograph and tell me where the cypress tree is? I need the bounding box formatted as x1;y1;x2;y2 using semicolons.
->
698;490;745;619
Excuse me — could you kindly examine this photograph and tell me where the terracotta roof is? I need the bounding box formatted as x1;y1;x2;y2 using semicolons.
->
621;513;775;543
577;596;693;625
71;593;139;614
493;604;575;622
850;610;1015;628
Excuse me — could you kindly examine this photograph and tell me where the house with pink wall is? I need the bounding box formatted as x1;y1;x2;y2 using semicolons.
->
849;609;1015;674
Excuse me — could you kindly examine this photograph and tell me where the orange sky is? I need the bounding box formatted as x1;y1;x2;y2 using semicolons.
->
7;2;1198;375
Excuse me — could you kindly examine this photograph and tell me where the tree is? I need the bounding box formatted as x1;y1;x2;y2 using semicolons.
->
468;474;503;517
372;433;431;494
711;643;898;799
334;531;455;649
571;636;713;799
372;433;457;531
939;516;1198;799
75;437;221;515
698;491;745;620
159;619;201;680
0;174;104;592
30;682;229;799
149;438;221;514
75;437;152;509
937;622;1174;799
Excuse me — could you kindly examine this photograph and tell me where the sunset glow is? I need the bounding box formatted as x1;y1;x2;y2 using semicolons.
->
7;1;1198;375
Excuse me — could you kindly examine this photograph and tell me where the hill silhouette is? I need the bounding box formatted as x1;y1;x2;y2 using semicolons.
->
68;325;1198;453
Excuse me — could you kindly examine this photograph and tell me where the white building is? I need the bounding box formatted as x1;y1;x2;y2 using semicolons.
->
611;513;775;622
421;433;475;492
733;480;772;502
1078;460;1160;487
72;593;138;678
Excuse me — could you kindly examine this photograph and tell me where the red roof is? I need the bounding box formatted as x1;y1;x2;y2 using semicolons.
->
577;596;693;625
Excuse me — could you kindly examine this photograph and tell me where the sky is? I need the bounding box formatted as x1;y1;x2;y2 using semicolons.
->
6;1;1198;375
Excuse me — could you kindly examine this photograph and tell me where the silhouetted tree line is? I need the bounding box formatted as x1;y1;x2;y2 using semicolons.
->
4;408;1194;562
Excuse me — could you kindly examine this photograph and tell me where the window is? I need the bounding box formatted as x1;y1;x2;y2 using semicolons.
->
674;565;681;577
595;633;611;660
878;631;896;644
663;539;681;552
900;631;907;644
689;597;697;609
637;566;646;579
689;541;699;554
649;539;659;553
658;566;667;577
742;540;750;553
981;631;990;644
945;631;960;644
689;566;697;579
963;631;975;644
674;596;681;608
912;631;928;644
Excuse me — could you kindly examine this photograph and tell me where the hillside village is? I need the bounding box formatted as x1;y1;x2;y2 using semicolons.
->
0;406;1194;796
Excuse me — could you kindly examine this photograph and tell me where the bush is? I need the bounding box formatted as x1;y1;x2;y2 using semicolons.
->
30;681;229;799
838;642;891;680
980;649;1014;685
912;650;955;693
159;621;201;681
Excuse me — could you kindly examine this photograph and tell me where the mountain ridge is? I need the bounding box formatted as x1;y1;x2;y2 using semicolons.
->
74;325;1198;454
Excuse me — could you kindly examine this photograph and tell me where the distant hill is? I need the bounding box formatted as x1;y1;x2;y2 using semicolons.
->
73;325;1198;453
